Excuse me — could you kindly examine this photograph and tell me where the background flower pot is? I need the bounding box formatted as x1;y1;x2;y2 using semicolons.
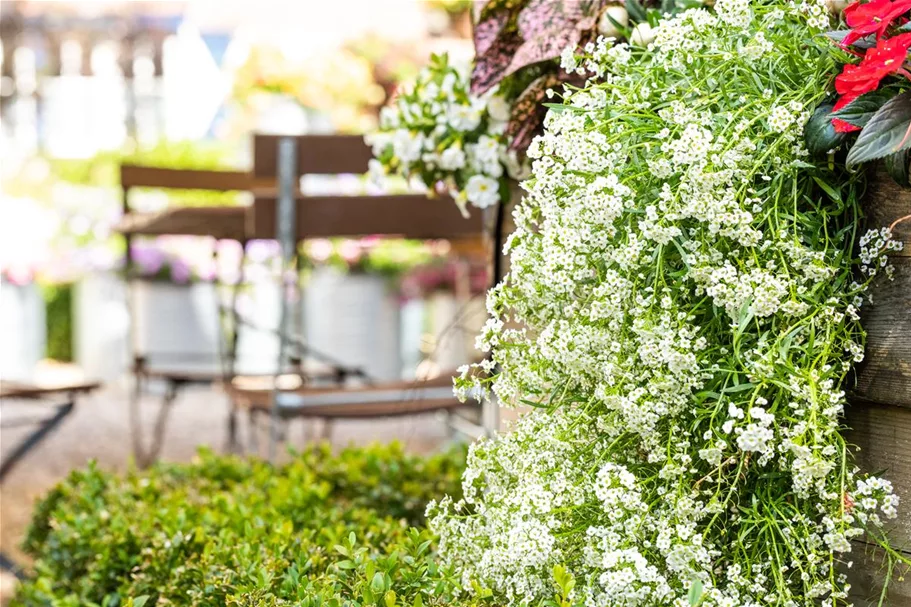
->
426;291;486;373
304;267;401;381
0;281;47;381
132;281;221;375
233;279;282;375
74;271;129;381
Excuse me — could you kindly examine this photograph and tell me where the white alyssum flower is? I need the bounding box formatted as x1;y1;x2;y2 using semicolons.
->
465;175;500;208
368;53;526;213
432;3;905;607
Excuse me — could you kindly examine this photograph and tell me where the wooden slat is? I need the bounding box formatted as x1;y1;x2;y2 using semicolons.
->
249;194;483;240
252;134;374;179
227;374;465;419
864;165;911;256
844;401;911;603
121;165;250;192
853;257;911;409
116;206;249;240
852;166;911;410
0;381;101;400
846;541;911;603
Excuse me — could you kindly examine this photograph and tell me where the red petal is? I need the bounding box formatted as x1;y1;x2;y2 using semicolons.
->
833;118;863;133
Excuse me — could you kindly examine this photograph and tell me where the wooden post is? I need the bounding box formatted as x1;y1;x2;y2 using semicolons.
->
845;164;911;601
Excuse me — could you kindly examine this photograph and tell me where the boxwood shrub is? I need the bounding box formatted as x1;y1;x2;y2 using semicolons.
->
13;443;467;607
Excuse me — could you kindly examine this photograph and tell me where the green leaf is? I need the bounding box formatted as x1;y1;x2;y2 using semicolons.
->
384;590;397;607
721;382;756;394
846;91;911;167
812;176;842;204
803;103;846;157
371;572;386;594
884;148;911;187
688;579;704;605
413;594;424;607
626;0;648;22
131;597;150;607
831;91;892;129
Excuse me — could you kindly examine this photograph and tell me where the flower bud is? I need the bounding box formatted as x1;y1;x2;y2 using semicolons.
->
598;5;629;38
630;22;655;46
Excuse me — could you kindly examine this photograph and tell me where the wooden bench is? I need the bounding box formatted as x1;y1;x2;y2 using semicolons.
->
229;134;493;453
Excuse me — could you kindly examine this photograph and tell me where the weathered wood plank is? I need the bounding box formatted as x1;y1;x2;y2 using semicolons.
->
853;257;911;409
864;166;911;256
845;402;911;604
846;541;911;605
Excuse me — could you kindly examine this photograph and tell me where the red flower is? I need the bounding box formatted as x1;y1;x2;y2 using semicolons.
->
842;0;911;47
832;33;911;132
832;95;863;133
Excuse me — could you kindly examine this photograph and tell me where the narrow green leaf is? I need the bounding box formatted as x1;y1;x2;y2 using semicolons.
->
688;579;704;606
721;382;756;394
812;176;841;203
626;0;648;22
846;91;911;166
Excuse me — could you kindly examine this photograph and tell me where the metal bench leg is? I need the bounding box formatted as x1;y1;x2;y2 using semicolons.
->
139;381;179;468
129;371;145;465
248;409;260;455
0;402;74;483
226;402;241;454
321;418;333;443
0;551;25;580
131;378;180;469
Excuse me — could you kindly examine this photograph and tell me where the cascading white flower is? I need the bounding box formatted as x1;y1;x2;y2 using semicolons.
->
431;2;906;606
367;54;525;215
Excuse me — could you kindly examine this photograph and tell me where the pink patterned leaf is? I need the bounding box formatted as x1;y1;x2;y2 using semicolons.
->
516;0;572;39
474;9;509;57
504;27;581;80
471;30;522;95
504;0;606;81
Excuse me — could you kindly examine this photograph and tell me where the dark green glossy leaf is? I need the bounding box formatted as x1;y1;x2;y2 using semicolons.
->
831;91;893;128
847;91;911;167
884;148;911;187
804;103;846;157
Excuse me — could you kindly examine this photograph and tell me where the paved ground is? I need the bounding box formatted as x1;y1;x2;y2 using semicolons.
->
0;373;457;601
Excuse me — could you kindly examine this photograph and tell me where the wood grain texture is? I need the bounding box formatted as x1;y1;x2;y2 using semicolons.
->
853;257;911;410
121;165;250;192
252;134;374;178
845;402;911;604
250;194;482;240
864;166;911;256
854;167;911;410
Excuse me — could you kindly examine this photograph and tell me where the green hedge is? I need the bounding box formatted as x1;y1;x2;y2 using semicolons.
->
42;283;73;362
13;444;467;607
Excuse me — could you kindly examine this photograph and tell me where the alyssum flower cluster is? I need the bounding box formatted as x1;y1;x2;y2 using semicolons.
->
430;2;905;606
366;53;526;216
